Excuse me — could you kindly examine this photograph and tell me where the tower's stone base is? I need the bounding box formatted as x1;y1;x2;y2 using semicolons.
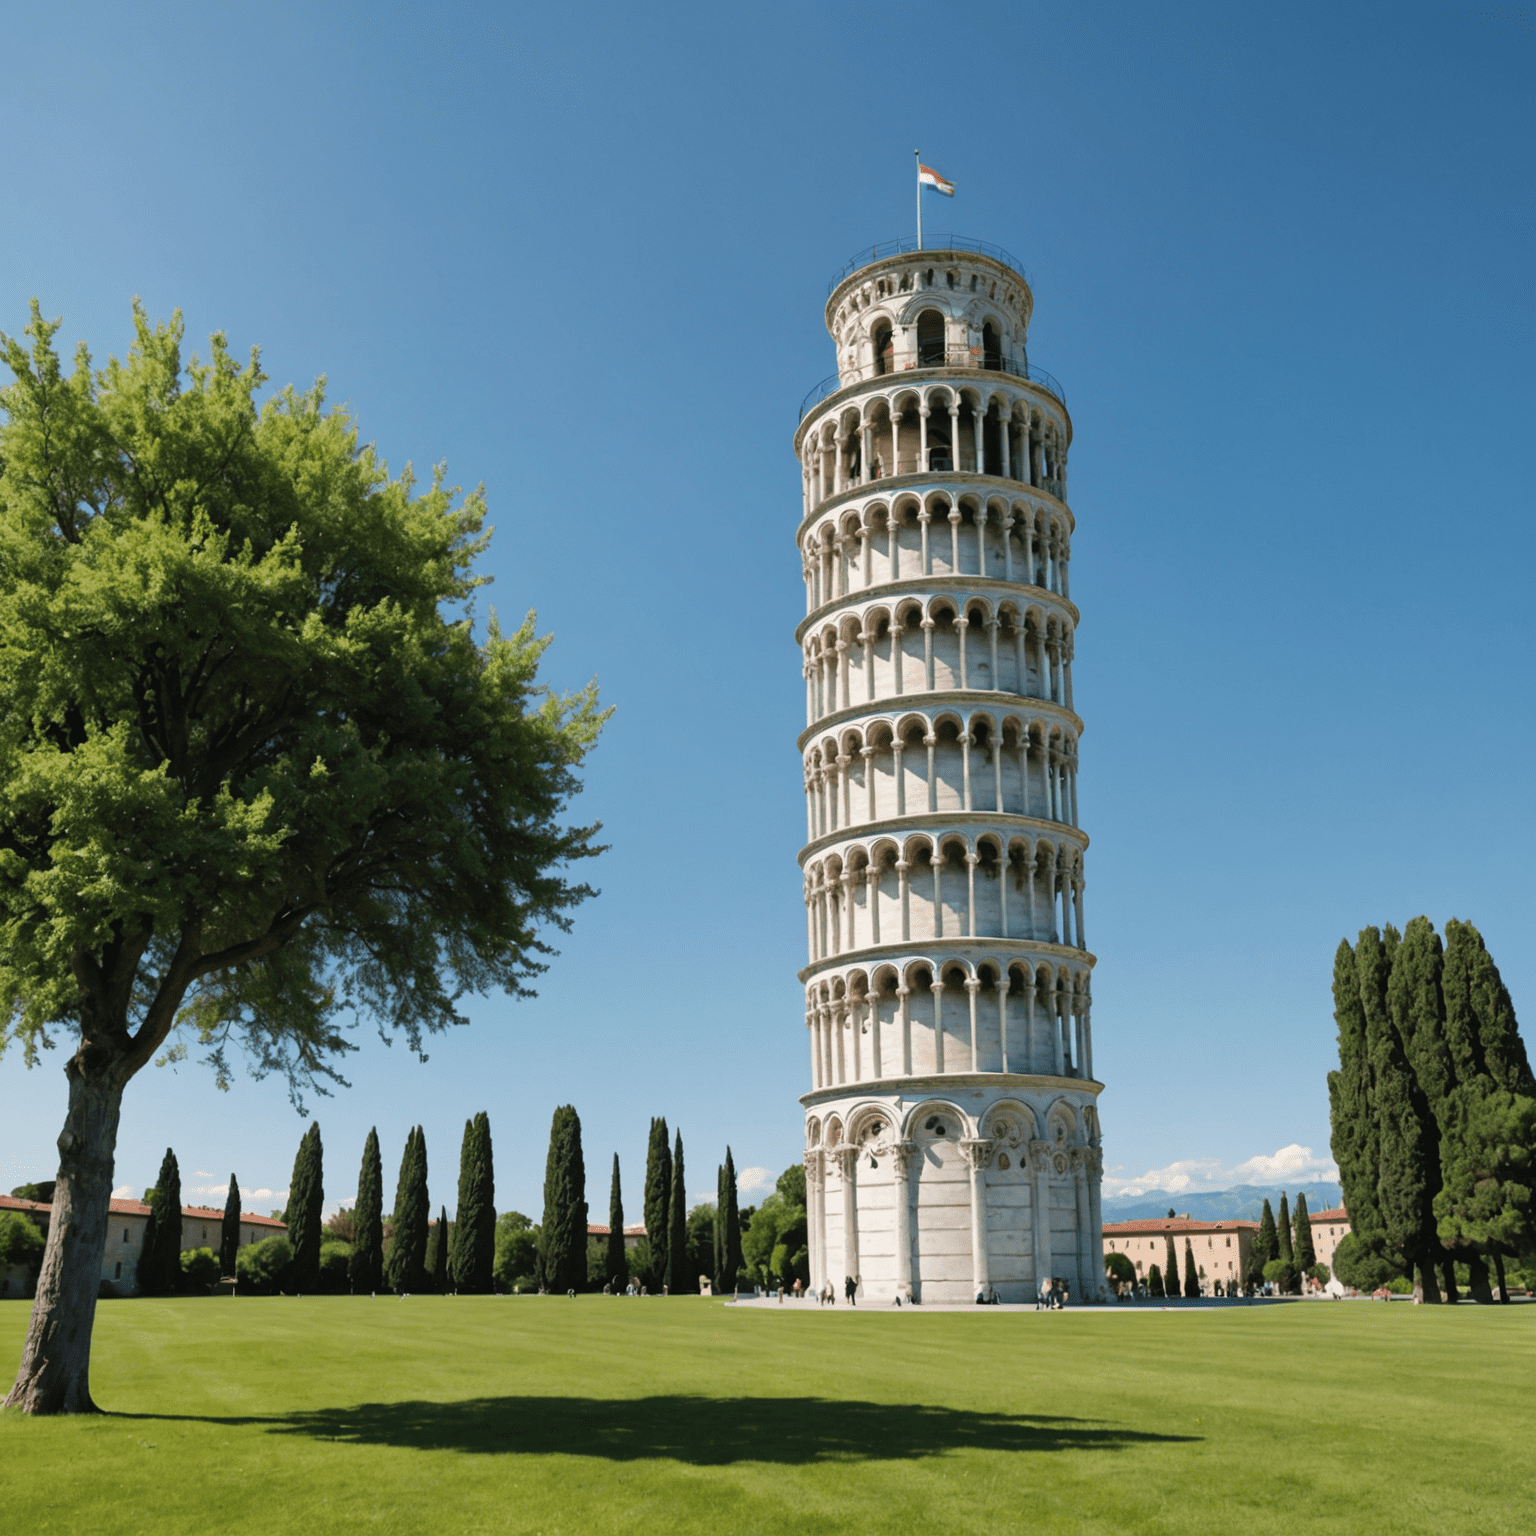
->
803;1075;1105;1306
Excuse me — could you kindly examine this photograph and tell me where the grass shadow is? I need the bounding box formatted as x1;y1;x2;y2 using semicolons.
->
117;1395;1199;1464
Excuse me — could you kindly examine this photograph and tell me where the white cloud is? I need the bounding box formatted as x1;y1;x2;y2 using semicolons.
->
735;1166;776;1196
112;1184;137;1200
195;1170;214;1179
1100;1144;1339;1201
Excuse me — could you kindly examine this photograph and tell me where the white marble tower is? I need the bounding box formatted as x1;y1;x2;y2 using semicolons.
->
793;238;1104;1304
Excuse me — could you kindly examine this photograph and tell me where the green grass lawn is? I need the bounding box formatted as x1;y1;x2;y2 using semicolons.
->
2;1295;1531;1534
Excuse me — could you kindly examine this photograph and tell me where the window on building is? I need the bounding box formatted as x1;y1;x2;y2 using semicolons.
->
115;1262;122;1279
982;321;1002;370
916;309;945;368
123;1229;129;1243
872;323;893;376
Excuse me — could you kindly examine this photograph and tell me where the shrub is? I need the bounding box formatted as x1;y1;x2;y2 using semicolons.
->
1309;1263;1331;1285
179;1247;221;1291
319;1240;352;1293
1104;1252;1135;1285
1263;1258;1299;1294
0;1211;45;1268
1386;1275;1413;1294
493;1211;539;1291
1147;1263;1164;1298
1332;1233;1399;1293
235;1235;293;1293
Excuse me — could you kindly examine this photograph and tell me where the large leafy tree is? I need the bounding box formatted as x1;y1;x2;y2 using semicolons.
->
349;1127;384;1295
449;1111;495;1294
0;304;605;1412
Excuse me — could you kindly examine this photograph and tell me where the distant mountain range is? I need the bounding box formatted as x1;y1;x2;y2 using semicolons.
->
1102;1183;1343;1223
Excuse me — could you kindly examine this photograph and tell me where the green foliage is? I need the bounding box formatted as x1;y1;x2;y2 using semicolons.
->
350;1127;384;1294
665;1131;689;1293
386;1126;429;1294
9;1182;54;1203
625;1237;654;1288
1254;1200;1277;1267
1332;1233;1398;1292
605;1155;627;1289
1386;1274;1413;1294
1104;1251;1135;1285
286;1121;324;1291
1309;1264;1330;1285
540;1106;588;1293
234;1234;292;1292
685;1203;717;1287
740;1180;809;1289
0;1211;45;1267
179;1246;221;1291
1442;921;1536;1097
428;1207;450;1292
1147;1263;1164;1298
219;1175;241;1277
317;1240;351;1293
1276;1193;1294;1264
1434;1085;1536;1261
1293;1192;1316;1272
586;1237;610;1287
776;1164;807;1206
1329;938;1386;1263
1263;1258;1299;1294
1182;1239;1200;1298
0;301;607;1095
1163;1234;1179;1297
450;1112;495;1294
643;1118;671;1290
715;1149;743;1293
137;1149;182;1296
492;1211;538;1291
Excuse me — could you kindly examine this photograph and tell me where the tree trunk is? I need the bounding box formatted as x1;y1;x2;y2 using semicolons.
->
1440;1256;1460;1304
4;1062;126;1414
1465;1252;1494;1304
1492;1250;1508;1305
1414;1259;1441;1304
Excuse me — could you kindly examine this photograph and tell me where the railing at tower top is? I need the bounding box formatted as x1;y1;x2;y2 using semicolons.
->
828;234;1029;293
799;350;1067;422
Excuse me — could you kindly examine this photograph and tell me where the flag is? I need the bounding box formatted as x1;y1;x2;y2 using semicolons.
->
918;163;955;197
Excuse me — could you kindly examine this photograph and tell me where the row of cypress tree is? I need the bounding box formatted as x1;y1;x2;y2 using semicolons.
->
1247;1193;1317;1291
1329;918;1535;1302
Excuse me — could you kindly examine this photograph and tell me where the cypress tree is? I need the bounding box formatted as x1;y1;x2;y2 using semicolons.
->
1359;926;1442;1301
286;1121;325;1292
1147;1263;1164;1299
666;1130;689;1294
643;1117;671;1289
351;1127;384;1294
713;1162;726;1291
387;1126;430;1294
1293;1191;1316;1272
220;1175;241;1278
1183;1237;1200;1298
720;1148;743;1292
137;1149;182;1295
1255;1200;1277;1267
540;1105;589;1293
606;1155;627;1288
1328;938;1387;1263
429;1205;449;1291
1390;917;1458;1300
1453;922;1536;1096
450;1112;495;1294
1164;1234;1179;1297
1277;1193;1294;1264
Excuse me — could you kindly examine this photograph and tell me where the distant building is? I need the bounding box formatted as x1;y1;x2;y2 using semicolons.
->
1306;1206;1351;1274
0;1193;286;1298
1101;1216;1258;1293
585;1222;647;1250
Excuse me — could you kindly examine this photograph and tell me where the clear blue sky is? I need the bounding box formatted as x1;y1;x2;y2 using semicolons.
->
1;1;1531;1219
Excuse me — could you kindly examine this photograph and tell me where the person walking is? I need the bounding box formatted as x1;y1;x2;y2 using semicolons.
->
844;1274;857;1306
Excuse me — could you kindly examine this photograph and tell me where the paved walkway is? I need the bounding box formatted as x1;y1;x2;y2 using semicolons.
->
725;1295;1298;1313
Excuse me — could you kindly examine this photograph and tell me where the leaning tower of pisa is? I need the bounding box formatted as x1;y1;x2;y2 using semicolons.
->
794;238;1104;1305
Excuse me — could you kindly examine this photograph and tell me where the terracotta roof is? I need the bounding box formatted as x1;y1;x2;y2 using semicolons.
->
586;1223;647;1238
0;1194;283;1229
1102;1217;1260;1235
1309;1207;1349;1224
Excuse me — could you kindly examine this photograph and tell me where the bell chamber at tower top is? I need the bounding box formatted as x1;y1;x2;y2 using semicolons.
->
795;248;1070;515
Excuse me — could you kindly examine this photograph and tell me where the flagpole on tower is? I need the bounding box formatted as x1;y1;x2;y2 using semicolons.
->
914;149;923;250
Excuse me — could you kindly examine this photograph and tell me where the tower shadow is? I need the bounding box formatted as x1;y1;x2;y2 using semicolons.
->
118;1395;1199;1464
